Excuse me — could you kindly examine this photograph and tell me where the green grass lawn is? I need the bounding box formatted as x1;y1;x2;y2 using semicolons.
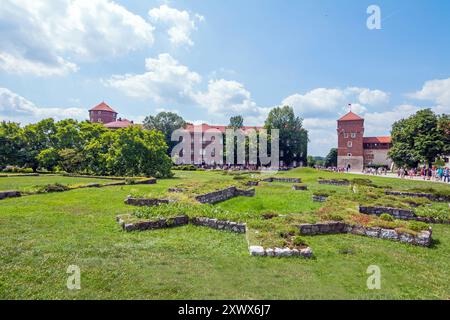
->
0;169;449;299
0;176;121;193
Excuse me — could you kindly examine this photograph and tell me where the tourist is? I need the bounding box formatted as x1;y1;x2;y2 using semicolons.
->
444;167;450;183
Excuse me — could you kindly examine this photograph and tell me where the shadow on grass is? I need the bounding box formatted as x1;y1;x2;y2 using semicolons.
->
428;238;441;249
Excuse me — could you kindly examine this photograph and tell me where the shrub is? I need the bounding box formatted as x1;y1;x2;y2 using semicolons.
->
313;190;335;197
36;183;70;193
293;236;307;246
174;164;197;171
380;213;394;221
323;213;344;221
2;166;34;173
408;221;429;232
125;178;137;185
369;219;402;230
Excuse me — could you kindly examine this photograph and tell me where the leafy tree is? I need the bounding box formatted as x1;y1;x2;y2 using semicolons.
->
106;126;173;178
0;122;25;167
324;148;338;167
143;112;186;154
389;109;447;168
307;155;315;167
22;119;56;171
228;115;244;129
57;148;84;173
37;148;60;171
264;106;308;166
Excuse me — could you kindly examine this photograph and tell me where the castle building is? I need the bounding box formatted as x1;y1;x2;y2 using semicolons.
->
337;111;392;171
88;102;135;129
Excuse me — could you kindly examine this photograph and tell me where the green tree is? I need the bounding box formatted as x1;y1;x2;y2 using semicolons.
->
0;121;25;167
307;155;316;167
106;126;173;178
37;147;60;171
143;112;186;155
264;106;308;166
22;119;56;171
389;109;447;168
228;115;244;129
324;148;338;167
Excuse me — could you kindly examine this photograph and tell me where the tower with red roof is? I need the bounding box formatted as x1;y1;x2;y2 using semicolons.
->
337;111;365;171
337;111;393;171
89;102;118;124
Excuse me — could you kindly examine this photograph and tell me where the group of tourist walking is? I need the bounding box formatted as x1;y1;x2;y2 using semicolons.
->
397;166;450;183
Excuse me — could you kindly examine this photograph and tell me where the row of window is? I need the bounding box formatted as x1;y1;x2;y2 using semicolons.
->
343;132;357;138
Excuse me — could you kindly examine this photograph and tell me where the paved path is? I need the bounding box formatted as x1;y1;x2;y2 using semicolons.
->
346;171;450;185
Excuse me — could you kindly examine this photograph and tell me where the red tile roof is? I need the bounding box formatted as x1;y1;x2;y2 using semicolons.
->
338;111;364;121
184;123;263;133
104;119;134;129
89;102;117;113
363;136;392;144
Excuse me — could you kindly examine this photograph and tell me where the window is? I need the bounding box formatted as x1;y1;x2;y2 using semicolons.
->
98;111;101;115
98;118;102;123
344;133;349;138
347;153;352;157
347;141;352;148
351;133;356;138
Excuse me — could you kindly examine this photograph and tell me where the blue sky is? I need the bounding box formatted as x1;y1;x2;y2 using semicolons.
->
0;0;449;156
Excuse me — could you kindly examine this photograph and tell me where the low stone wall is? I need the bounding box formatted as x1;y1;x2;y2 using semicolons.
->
0;190;21;200
359;206;416;220
249;245;313;258
318;179;350;186
312;195;328;202
385;191;449;202
124;197;173;206
414;216;450;224
0;173;39;177
262;177;301;183
299;222;432;247
359;206;450;224
299;222;348;235
191;217;246;233
244;181;259;186
168;187;186;193
135;178;157;185
292;185;307;191
195;187;255;204
118;215;189;232
63;174;156;184
103;181;126;187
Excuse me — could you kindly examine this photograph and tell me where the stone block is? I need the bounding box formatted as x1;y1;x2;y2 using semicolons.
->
249;246;265;256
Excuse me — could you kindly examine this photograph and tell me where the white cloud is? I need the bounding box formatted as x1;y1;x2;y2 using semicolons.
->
0;87;86;123
363;104;419;136
357;88;390;106
282;87;389;118
193;79;271;124
149;4;203;46
0;0;154;76
409;77;450;112
105;53;201;103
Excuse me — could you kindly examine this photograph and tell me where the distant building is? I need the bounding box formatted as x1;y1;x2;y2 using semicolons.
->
337;111;393;171
179;123;263;165
88;102;135;129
